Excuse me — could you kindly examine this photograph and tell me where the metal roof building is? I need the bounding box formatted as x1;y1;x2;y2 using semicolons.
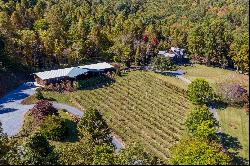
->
33;62;114;85
34;67;88;80
79;62;114;71
158;47;186;59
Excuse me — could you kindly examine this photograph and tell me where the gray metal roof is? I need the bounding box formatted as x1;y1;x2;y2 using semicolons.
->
68;67;88;78
34;62;113;80
165;53;175;58
79;62;113;70
158;51;175;58
35;67;88;80
158;51;166;55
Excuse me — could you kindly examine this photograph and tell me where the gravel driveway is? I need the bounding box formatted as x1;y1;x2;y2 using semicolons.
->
0;82;124;152
0;82;37;136
167;72;220;130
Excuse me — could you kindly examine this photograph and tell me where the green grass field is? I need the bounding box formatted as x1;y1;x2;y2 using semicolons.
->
180;64;249;91
217;107;249;162
43;71;192;161
180;64;249;163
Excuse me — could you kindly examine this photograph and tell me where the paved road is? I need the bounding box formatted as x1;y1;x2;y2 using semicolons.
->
0;82;124;152
164;70;191;84
0;82;37;136
52;102;84;117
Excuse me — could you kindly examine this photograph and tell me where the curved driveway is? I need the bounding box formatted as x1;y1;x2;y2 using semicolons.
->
0;83;37;136
0;82;124;152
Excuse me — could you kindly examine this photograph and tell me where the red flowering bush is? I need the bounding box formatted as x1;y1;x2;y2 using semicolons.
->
30;100;58;126
151;36;158;46
143;34;149;43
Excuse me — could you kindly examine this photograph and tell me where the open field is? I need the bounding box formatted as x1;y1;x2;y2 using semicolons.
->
180;64;249;92
181;65;249;162
217;107;249;162
43;71;192;161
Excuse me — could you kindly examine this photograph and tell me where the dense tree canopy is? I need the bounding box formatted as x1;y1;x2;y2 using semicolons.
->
115;142;163;165
185;105;219;141
0;0;248;72
169;138;231;165
8;132;59;165
77;109;112;145
187;78;215;105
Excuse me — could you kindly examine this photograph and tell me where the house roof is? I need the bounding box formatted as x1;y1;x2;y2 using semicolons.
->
79;62;114;70
158;51;166;55
165;53;175;58
68;67;88;78
34;62;113;80
158;50;176;58
34;67;88;80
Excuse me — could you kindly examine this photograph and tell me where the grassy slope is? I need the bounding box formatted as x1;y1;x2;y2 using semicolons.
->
180;64;249;162
180;64;249;92
41;66;249;163
15;109;78;145
217;107;249;161
43;71;192;161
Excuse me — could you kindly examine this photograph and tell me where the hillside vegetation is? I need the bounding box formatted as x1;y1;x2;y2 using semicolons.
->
43;71;192;161
0;0;248;72
181;64;249;91
218;107;249;161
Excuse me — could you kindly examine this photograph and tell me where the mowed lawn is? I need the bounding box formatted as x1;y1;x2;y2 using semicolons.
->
180;64;249;91
218;107;249;162
43;71;192;161
180;64;249;163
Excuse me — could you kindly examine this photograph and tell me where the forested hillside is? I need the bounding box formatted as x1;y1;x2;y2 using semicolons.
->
0;0;248;72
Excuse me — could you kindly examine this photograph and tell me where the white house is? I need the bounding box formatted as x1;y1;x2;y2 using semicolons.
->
158;47;186;59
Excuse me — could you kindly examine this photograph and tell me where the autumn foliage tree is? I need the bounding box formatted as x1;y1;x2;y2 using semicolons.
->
0;0;248;71
30;100;58;126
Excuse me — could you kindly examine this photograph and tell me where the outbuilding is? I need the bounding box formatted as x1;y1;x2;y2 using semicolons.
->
34;62;115;86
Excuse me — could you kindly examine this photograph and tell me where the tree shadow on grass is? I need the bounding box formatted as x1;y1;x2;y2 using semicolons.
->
62;119;79;142
210;100;228;110
77;75;115;90
220;133;242;150
219;132;248;165
0;107;18;114
45;97;56;102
